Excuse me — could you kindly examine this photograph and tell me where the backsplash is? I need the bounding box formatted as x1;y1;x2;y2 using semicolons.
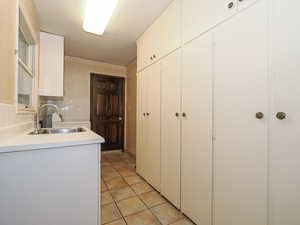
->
0;104;33;129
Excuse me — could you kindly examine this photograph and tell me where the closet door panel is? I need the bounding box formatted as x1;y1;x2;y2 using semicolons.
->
270;0;300;224
160;0;181;56
182;0;217;43
214;1;268;225
161;49;181;208
145;63;161;191
182;0;237;44
136;73;148;178
181;33;213;225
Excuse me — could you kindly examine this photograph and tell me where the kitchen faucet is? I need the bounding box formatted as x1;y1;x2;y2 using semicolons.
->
33;104;63;133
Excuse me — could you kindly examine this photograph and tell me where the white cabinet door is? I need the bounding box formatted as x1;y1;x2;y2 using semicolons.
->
161;49;181;208
39;32;64;97
269;1;300;225
143;62;161;191
182;0;238;44
139;63;161;191
136;72;147;176
140;20;161;70
160;0;181;57
214;1;268;225
181;32;213;225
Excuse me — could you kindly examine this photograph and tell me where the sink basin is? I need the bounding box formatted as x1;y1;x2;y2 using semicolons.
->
28;128;86;135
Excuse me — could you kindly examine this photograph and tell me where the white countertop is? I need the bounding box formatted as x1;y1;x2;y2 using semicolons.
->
0;124;105;153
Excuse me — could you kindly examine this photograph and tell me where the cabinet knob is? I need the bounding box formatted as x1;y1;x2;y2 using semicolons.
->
238;0;244;2
228;2;234;8
175;112;180;117
150;56;153;60
276;112;287;120
143;113;146;116
182;112;187;117
153;55;156;59
146;113;150;116
255;112;264;119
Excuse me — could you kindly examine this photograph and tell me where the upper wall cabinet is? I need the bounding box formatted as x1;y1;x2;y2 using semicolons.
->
39;32;64;97
137;0;181;71
182;0;260;44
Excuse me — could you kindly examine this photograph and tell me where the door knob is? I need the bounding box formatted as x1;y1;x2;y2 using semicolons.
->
255;112;264;119
228;2;234;8
276;112;287;120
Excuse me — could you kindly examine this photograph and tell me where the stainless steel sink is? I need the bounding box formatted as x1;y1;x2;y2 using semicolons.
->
28;128;86;135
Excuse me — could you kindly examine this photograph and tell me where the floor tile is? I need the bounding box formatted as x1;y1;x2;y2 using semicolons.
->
131;182;153;195
117;196;147;217
101;203;122;224
102;171;122;182
151;203;183;225
105;219;127;225
101;161;111;166
170;218;195;225
110;186;136;201
106;177;128;190
124;175;143;185
139;191;166;208
101;191;114;205
111;162;129;170
125;210;161;225
101;180;108;192
102;166;117;173
119;168;136;177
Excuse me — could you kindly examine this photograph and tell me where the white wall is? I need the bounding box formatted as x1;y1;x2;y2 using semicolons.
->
43;56;127;122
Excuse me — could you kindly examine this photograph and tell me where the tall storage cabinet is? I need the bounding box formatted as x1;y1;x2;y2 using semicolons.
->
136;63;161;192
161;49;182;208
181;33;213;225
213;1;268;225
137;0;300;225
269;0;300;224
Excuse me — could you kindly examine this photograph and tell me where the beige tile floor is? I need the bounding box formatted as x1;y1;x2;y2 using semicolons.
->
101;151;195;225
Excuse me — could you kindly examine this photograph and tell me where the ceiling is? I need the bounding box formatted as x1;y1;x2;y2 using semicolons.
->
33;0;174;66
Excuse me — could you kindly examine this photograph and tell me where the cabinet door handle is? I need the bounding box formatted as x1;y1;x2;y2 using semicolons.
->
276;112;287;120
255;112;264;119
228;2;234;8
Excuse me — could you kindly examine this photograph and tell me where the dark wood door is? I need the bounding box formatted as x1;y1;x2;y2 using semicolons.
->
90;74;125;151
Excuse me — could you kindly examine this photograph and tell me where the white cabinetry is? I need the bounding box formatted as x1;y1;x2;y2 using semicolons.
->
137;0;300;224
137;0;181;71
182;0;262;44
181;33;213;225
39;32;64;97
213;1;268;225
136;63;161;191
161;49;181;208
269;1;300;225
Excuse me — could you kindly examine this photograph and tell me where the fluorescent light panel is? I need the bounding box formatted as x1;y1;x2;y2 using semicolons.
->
83;0;118;35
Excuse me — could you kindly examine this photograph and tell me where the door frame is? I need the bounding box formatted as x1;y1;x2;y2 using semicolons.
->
90;73;125;151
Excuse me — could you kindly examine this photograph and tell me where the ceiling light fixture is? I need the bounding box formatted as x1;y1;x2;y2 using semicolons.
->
83;0;119;35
